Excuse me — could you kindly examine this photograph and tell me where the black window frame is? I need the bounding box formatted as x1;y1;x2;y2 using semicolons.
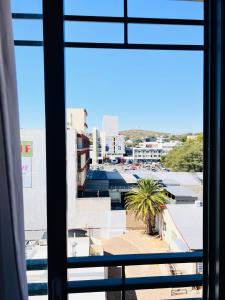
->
12;0;225;299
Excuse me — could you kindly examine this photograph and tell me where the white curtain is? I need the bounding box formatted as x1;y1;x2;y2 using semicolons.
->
0;1;28;299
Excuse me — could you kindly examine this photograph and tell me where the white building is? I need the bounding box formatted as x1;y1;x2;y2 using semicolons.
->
27;236;106;300
137;140;181;156
67;108;90;191
100;115;125;160
20;128;77;232
158;203;203;275
132;147;163;161
21;129;126;239
102;115;118;136
67;108;88;133
161;140;182;154
92;127;100;165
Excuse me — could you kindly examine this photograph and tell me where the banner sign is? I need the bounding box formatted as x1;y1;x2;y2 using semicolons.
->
21;141;33;157
22;157;32;188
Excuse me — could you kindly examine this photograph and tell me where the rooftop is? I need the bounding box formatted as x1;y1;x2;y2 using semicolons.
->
166;204;203;250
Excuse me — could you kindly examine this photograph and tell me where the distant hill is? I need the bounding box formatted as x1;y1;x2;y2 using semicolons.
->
119;129;169;141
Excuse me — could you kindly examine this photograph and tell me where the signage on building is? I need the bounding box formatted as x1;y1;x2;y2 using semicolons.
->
105;136;114;154
21;141;33;157
22;157;32;188
115;135;125;154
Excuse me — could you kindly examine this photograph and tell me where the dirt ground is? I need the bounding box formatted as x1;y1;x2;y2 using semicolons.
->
101;230;202;300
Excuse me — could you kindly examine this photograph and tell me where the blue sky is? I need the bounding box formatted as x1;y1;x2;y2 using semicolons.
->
12;0;203;134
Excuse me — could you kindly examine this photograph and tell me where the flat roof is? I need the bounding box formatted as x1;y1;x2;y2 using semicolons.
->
127;170;203;186
165;186;198;198
166;204;203;250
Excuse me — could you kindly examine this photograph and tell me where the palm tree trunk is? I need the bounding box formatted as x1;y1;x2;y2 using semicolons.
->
147;213;154;235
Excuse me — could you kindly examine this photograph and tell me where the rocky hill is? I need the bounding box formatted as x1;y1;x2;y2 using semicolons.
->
119;129;169;141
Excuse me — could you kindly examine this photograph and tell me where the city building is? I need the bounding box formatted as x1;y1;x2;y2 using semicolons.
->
138;140;181;153
102;115;118;136
21;129;125;239
67;108;88;133
91;127;100;165
161;140;181;154
67;108;90;191
100;115;125;160
156;136;170;143
158;203;203;275
20;128;77;231
26;236;106;300
132;147;163;161
77;132;90;191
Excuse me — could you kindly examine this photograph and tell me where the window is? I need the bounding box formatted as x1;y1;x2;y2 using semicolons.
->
11;0;212;299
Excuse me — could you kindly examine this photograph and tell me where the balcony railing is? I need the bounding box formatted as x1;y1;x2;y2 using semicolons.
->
27;251;203;298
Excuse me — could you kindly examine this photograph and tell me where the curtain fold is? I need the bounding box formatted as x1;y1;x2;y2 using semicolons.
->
0;1;28;299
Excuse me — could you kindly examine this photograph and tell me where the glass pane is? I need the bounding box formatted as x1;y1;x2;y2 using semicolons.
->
65;0;123;17
128;24;203;45
13;2;48;297
11;0;42;13
65;45;203;298
128;0;204;20
65;22;124;43
13;20;43;41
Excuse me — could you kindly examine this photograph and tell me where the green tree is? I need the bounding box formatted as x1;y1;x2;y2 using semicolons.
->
125;179;167;235
161;135;203;172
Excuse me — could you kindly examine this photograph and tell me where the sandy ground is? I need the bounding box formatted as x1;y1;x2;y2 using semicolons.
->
101;230;202;300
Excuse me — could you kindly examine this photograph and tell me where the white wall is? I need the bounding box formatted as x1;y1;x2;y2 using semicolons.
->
159;210;196;275
67;128;77;228
21;129;77;232
70;198;126;238
21;129;47;231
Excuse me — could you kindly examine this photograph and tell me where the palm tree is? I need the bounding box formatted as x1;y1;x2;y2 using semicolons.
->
125;179;167;235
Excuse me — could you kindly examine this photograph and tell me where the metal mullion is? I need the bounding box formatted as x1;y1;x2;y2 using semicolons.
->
12;13;204;26
65;42;203;51
203;1;209;299
14;41;43;46
124;0;128;44
206;1;222;300
14;41;204;51
12;13;42;20
64;15;204;26
205;0;225;299
42;1;67;300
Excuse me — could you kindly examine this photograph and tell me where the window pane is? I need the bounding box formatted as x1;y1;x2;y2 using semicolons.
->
65;0;123;17
11;0;42;13
14;18;48;300
65;46;203;299
65;22;124;43
128;24;203;45
128;0;203;20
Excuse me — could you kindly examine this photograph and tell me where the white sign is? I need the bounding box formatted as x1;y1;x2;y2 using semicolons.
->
22;157;32;188
115;135;125;155
105;136;114;154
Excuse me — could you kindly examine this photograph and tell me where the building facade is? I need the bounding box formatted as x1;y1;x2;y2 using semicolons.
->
67;108;88;133
20;129;77;231
132;147;163;161
102;115;118;136
100;115;125;160
67;108;90;191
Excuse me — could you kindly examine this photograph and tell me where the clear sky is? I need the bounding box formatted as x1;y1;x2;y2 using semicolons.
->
12;0;203;134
